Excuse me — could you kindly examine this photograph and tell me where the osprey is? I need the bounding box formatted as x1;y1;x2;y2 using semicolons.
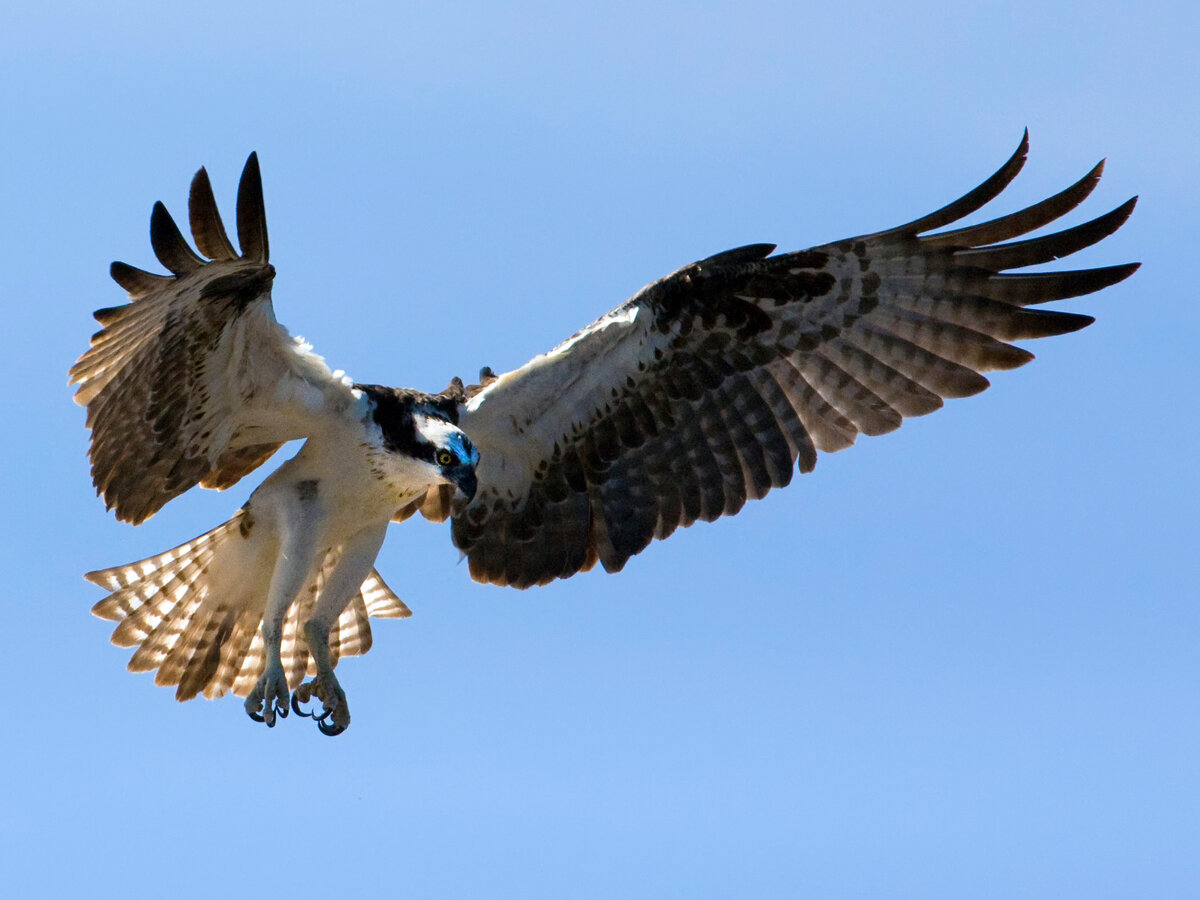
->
72;134;1138;735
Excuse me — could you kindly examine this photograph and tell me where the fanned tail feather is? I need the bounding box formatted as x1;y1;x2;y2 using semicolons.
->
87;510;410;701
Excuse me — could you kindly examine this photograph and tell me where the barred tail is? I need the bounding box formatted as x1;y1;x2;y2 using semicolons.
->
86;510;410;701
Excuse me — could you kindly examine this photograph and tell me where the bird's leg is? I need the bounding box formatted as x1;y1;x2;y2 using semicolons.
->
245;481;322;728
292;620;348;735
290;522;387;736
244;645;290;727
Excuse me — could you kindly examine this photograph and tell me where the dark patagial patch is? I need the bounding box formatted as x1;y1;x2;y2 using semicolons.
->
296;479;319;501
199;263;277;311
648;247;834;338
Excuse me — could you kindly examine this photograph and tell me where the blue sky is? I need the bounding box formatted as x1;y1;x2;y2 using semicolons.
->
3;1;1197;897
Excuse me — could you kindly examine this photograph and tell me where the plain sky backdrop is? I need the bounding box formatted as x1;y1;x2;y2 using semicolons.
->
3;2;1197;897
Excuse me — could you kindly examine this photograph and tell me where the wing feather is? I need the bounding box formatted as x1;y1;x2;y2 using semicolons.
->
919;158;1105;250
454;136;1138;587
236;152;269;262
867;130;1030;238
150;202;205;275
953;198;1136;270
69;154;356;523
109;261;174;298
188;167;239;261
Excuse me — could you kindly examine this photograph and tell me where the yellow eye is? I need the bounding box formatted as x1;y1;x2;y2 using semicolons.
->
437;450;453;467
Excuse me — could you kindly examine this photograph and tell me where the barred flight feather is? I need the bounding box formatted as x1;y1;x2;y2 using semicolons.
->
454;132;1138;587
87;511;410;702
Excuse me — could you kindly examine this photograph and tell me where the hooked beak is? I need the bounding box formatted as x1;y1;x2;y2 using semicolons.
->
451;467;477;507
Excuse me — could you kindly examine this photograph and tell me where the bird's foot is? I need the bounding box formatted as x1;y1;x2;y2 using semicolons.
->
291;672;350;736
244;663;290;727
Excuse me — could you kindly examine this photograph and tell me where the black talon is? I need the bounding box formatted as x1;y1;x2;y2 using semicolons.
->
247;708;265;723
291;692;314;718
314;705;335;723
318;718;346;736
275;699;289;719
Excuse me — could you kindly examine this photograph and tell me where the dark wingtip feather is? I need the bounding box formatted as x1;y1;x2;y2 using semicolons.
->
1054;312;1096;334
923;156;1110;252
990;262;1141;305
881;131;1030;238
189;166;237;261
955;196;1140;272
1073;156;1106;197
150;202;205;275
1087;261;1141;291
1076;194;1139;237
92;305;125;325
236;152;269;262
1114;260;1141;282
1011;309;1096;340
110;260;172;297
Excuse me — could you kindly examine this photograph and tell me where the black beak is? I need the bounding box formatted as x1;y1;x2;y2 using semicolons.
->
452;467;477;504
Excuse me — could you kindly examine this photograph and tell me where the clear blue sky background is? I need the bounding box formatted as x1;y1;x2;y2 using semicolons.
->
3;2;1196;897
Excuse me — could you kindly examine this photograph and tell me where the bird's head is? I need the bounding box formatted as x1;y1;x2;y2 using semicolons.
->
411;408;479;503
358;384;480;503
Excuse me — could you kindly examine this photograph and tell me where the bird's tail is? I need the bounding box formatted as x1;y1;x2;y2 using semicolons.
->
86;509;410;701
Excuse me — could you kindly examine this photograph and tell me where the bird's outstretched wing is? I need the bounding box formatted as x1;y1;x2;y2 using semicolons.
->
69;154;358;524
450;133;1139;587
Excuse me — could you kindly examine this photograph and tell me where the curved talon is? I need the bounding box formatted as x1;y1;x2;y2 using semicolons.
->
318;718;346;737
247;708;265;723
291;692;315;718
275;699;289;719
314;705;335;723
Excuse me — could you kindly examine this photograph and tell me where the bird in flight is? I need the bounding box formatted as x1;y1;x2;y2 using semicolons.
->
71;133;1137;735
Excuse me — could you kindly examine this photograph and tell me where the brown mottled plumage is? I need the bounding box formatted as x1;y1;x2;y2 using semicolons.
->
450;133;1138;587
69;154;297;524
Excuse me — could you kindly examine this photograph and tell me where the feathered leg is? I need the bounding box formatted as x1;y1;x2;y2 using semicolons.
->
244;481;323;727
290;521;388;735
